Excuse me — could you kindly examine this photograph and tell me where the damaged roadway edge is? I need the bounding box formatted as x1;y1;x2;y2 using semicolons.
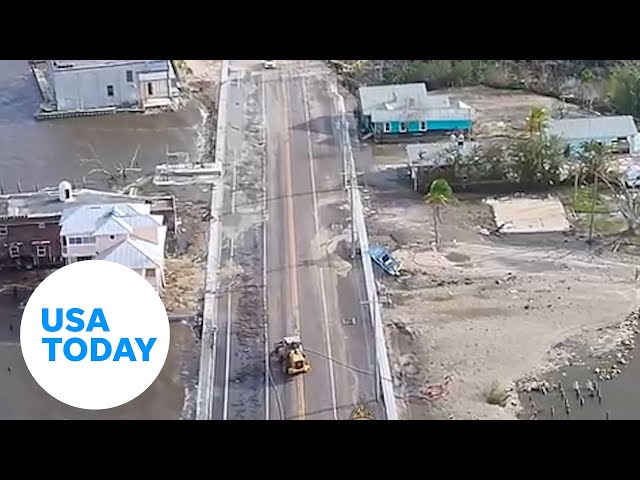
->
333;83;399;420
195;60;229;420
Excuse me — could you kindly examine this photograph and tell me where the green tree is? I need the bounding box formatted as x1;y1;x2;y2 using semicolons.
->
425;178;453;249
525;107;549;137
508;135;565;186
607;64;640;117
580;140;610;243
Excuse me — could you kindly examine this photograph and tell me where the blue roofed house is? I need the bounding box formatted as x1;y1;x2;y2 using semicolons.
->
59;203;167;292
357;83;474;142
548;115;640;156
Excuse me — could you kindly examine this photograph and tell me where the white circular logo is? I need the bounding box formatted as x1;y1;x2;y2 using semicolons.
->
20;260;170;410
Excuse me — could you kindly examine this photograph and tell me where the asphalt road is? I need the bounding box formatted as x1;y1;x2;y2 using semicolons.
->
208;61;382;420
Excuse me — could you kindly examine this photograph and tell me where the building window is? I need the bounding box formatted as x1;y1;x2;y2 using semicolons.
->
0;224;7;236
383;123;391;133
69;236;96;245
107;85;114;97
419;121;427;132
145;268;155;278
399;122;408;133
38;222;46;229
147;83;154;96
36;245;48;258
126;70;133;83
77;256;93;262
9;244;20;258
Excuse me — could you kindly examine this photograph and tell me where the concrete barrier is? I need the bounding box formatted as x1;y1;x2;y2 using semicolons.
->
332;83;399;420
195;60;229;420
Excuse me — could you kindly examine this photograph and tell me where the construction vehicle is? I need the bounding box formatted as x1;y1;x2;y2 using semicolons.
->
350;404;375;420
273;336;311;376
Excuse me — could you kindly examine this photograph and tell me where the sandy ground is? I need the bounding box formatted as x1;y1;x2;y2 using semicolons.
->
184;61;221;84
358;87;640;420
439;85;594;139
367;167;640;420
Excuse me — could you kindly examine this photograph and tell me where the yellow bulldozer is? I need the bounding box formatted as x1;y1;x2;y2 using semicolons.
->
273;336;311;376
350;404;375;420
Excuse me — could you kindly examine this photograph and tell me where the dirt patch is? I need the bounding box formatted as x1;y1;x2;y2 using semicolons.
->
162;198;208;314
364;143;640;420
184;61;221;84
442;85;595;140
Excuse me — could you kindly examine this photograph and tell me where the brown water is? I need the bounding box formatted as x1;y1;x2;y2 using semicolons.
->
0;60;204;191
0;60;206;419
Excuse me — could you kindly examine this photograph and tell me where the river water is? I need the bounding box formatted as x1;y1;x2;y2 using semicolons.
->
0;60;204;191
0;60;206;419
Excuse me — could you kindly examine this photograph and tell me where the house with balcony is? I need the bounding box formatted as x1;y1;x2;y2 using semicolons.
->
36;60;180;117
0;181;175;272
357;83;474;142
59;201;167;291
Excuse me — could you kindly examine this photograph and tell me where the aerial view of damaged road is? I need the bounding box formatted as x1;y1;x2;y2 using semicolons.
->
3;59;640;421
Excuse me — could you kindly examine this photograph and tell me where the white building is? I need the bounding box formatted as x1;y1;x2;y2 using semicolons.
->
59;197;167;292
548;115;640;155
47;60;180;112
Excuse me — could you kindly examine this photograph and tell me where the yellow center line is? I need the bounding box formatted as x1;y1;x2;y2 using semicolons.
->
281;75;306;420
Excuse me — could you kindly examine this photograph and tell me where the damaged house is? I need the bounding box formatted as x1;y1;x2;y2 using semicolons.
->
60;201;168;292
43;60;180;113
0;181;175;277
357;83;474;142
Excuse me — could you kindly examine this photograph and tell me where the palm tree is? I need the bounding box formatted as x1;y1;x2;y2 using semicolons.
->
525;107;549;137
580;140;609;243
425;178;453;249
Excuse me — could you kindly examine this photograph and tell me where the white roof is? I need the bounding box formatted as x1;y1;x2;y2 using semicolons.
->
96;228;166;269
60;203;159;237
358;83;430;115
549;115;638;141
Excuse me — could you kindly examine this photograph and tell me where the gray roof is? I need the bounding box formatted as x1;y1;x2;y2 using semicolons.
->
97;236;165;270
549;115;638;141
406;141;481;166
0;187;160;219
51;60;170;72
60;203;161;237
371;103;473;124
359;83;430;115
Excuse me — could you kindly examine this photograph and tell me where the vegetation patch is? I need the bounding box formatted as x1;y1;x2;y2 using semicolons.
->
485;381;510;407
566;186;611;214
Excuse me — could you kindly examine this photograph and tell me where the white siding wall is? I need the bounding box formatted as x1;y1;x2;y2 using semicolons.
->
630;134;640;154
51;62;169;111
134;267;163;291
62;233;126;258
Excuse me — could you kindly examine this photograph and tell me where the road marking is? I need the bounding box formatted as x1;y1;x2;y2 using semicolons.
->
282;74;306;420
261;74;270;421
301;75;339;420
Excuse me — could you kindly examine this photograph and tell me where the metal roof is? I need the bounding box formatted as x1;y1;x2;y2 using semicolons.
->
51;60;170;72
371;105;473;123
406;141;481;166
96;232;166;270
60;203;162;238
358;83;430;115
549;115;638;141
0;187;161;219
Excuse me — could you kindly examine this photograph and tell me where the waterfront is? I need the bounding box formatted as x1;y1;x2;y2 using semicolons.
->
0;60;204;191
0;60;207;419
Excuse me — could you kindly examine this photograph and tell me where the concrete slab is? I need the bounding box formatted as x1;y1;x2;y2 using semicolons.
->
485;196;571;234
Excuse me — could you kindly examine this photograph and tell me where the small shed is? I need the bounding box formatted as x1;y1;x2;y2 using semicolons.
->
548;115;640;155
405;141;481;191
357;83;474;141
